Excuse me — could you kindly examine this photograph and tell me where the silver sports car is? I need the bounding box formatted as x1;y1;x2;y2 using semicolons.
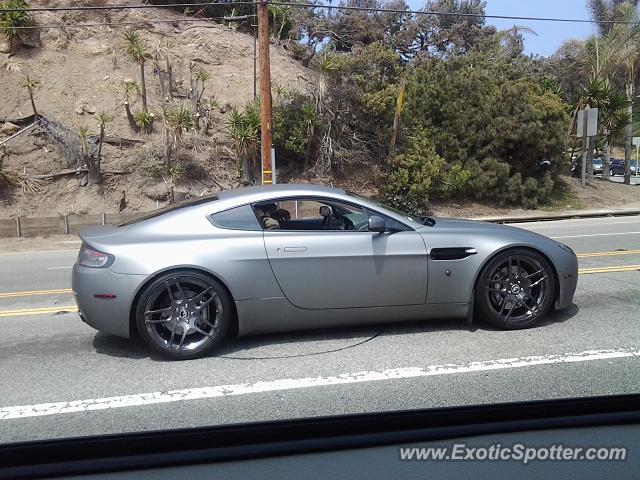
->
72;184;578;360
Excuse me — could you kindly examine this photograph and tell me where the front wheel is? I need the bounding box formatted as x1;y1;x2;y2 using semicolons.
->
610;169;614;176
135;270;232;360
475;249;556;329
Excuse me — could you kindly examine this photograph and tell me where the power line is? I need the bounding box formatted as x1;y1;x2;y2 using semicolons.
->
7;15;255;30
0;1;636;26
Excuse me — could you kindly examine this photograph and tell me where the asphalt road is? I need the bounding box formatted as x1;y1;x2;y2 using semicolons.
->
1;216;639;444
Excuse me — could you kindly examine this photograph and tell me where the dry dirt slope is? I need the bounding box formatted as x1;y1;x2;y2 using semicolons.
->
0;0;314;218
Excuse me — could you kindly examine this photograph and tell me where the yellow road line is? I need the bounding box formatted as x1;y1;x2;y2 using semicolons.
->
0;288;73;298
577;249;640;258
0;305;78;318
579;265;640;275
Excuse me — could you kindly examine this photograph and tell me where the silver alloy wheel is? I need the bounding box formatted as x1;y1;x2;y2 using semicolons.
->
483;254;551;326
143;275;223;353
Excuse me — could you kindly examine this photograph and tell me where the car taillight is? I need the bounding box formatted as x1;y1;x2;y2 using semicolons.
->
78;244;114;268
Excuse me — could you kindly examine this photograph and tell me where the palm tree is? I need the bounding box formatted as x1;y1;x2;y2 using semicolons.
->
124;31;148;113
609;2;640;184
22;75;39;119
601;89;631;179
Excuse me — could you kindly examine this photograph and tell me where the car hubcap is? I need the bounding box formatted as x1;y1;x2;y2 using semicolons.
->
143;276;222;352
484;255;550;325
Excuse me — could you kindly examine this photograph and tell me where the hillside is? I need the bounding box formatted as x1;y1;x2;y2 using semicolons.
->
0;0;315;218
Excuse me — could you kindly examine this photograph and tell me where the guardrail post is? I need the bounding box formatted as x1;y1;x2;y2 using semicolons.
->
63;214;69;235
16;216;21;238
102;213;106;225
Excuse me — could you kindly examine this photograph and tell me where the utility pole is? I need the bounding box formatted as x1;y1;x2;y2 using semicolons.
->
257;0;273;185
253;2;257;100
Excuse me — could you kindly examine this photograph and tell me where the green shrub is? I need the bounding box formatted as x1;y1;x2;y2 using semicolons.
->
0;0;29;50
381;131;470;215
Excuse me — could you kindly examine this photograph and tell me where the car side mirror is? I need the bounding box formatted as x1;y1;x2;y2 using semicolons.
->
368;215;386;233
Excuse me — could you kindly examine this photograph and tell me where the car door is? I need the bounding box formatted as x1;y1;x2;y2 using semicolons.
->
259;197;428;310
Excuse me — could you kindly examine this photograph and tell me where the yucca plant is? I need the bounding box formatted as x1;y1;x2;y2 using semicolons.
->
153;37;174;101
122;80;141;131
133;110;154;134
0;0;29;52
314;53;338;112
22;74;39;118
77;126;101;185
199;96;220;136
226;105;260;184
159;105;194;174
124;30;148;113
94;112;113;184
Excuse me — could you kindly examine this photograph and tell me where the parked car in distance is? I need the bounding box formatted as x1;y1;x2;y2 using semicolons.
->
592;158;603;175
569;157;603;176
610;159;625;176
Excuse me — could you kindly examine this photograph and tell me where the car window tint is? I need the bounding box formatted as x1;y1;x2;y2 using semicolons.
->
210;204;261;231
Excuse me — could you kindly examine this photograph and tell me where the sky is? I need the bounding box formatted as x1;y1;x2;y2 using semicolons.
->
406;0;598;57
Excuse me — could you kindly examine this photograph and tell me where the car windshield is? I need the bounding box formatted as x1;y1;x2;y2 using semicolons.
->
2;0;640;456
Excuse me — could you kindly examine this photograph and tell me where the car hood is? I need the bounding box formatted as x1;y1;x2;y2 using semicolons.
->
419;217;550;241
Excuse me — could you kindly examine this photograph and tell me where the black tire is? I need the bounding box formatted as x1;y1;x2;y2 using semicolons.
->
610;169;614;176
135;270;233;360
475;249;556;330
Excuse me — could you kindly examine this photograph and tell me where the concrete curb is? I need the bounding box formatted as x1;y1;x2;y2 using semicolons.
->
472;209;640;224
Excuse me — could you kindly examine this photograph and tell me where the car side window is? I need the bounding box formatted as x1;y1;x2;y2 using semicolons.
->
209;204;262;231
253;198;408;232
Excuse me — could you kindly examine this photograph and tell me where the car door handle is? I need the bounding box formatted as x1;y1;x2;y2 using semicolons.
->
283;246;308;253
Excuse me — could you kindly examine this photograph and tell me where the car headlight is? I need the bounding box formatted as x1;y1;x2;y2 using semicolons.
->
556;242;574;254
78;244;115;268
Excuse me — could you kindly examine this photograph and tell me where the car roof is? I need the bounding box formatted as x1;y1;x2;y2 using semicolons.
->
216;184;346;203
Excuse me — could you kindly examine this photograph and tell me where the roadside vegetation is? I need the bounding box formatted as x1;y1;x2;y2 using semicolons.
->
1;0;640;216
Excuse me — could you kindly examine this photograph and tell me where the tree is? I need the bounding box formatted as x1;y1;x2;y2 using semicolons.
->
124;31;148;113
588;0;639;35
0;0;29;53
608;2;640;184
22;74;38;119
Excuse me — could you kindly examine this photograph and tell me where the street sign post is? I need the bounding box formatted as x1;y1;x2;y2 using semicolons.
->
633;137;640;178
576;107;598;187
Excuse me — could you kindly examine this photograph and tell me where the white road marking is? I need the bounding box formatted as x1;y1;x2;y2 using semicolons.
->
46;266;73;270
0;249;78;257
552;231;640;239
521;220;640;230
2;348;638;420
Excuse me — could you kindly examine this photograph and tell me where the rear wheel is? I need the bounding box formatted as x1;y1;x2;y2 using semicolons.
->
475;249;556;329
135;270;232;360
